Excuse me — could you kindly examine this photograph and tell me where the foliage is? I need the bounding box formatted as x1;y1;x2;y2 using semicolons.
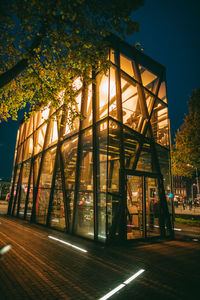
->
0;0;144;123
171;88;200;177
175;217;200;227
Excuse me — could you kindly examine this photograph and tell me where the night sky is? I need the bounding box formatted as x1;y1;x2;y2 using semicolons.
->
0;0;200;180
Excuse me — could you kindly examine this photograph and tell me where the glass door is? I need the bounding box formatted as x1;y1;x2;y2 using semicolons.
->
126;174;160;240
126;175;144;239
145;177;160;238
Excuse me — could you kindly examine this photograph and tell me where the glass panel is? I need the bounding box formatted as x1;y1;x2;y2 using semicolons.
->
39;107;50;127
151;100;169;147
121;76;139;130
18;123;25;145
98;193;106;241
20;122;27;144
107;120;121;238
61;135;78;190
158;81;167;103
12;166;21;216
16;144;23;164
13;189;20;216
35;188;51;225
46;118;59;147
50;189;66;230
39;147;56;188
26;116;34;138
26;168;33;220
74;129;93;238
139;65;157;90
107;193;120;238
110;49;115;64
120;54;134;78
73;77;83;91
127;175;143;239
79;129;93;192
34;123;47;154
123;126;140;169
50;164;66;230
18;160;31;218
136;143;152;173
146;177;160;237
121;75;149;133
97;120;108;240
97;73;109;121
108;120;120;193
23;135;33;161
66;190;74;232
61;135;78;231
76;191;94;238
82;84;92;129
155;144;172;230
145;91;155;115
109;67;117;119
35;147;56;224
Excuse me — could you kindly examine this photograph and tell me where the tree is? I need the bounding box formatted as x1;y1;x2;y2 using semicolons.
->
0;0;144;123
171;88;200;177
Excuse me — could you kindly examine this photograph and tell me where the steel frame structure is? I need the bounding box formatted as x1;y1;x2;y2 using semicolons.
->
8;36;173;243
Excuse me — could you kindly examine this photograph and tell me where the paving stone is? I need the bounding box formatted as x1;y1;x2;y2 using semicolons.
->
0;216;200;300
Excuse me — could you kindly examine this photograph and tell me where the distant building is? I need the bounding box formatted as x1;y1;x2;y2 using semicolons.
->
173;175;196;203
0;180;10;200
7;36;173;243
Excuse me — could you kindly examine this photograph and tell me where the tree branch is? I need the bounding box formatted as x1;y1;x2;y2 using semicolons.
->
0;24;46;90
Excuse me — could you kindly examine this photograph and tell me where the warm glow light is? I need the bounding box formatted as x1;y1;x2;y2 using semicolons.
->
41;107;50;121
73;77;83;91
99;269;145;300
57;89;66;105
48;236;88;253
52;120;58;142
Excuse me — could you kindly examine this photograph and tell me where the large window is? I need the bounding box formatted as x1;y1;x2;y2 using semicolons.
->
74;129;94;239
35;147;56;224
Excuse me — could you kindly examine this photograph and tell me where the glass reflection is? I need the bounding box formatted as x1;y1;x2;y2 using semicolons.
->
18;161;31;218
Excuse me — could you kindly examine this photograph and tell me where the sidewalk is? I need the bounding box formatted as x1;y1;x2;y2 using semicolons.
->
0;216;200;300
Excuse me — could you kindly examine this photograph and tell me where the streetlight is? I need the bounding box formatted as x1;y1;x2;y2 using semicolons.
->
196;168;199;195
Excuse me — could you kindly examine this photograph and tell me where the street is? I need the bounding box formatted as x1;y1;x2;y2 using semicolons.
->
0;216;200;300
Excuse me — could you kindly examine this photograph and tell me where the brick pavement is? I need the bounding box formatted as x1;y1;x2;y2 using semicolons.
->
0;215;200;300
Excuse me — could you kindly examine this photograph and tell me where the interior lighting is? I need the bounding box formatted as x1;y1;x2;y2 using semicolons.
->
48;235;88;253
51;219;59;223
99;269;145;300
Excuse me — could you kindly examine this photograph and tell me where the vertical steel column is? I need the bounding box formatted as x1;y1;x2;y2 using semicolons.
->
114;49;126;241
143;176;147;239
72;80;88;234
7;128;22;215
92;70;99;240
23;160;33;219
11;122;29;216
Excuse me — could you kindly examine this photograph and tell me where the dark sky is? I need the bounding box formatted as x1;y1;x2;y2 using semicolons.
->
0;0;200;180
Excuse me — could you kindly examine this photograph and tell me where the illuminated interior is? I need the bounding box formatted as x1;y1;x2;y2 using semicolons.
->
8;36;173;242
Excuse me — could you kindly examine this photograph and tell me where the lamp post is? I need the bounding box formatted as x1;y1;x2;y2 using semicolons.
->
196;168;199;195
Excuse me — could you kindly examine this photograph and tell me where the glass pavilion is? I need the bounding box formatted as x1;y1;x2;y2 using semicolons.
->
8;36;173;243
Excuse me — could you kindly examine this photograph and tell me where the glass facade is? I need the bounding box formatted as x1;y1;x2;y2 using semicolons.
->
8;37;173;242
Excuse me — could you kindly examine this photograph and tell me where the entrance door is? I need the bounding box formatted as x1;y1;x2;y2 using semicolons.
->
126;175;160;240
